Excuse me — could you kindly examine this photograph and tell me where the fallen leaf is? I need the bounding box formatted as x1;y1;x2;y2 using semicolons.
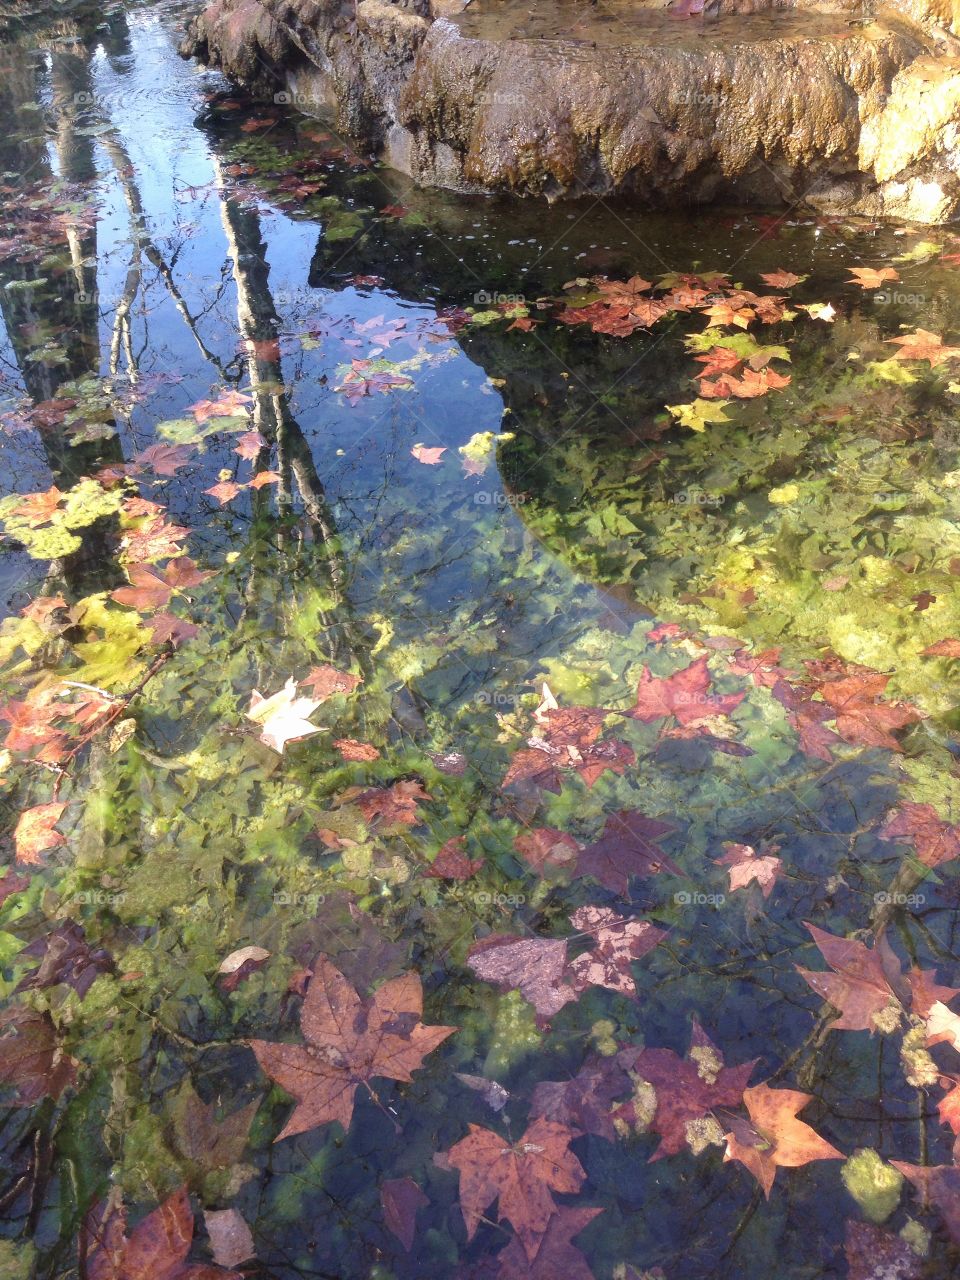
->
0;1006;78;1104
424;836;482;880
574;810;681;895
848;266;900;289
245;678;325;754
723;1083;842;1196
496;1205;603;1280
333;738;381;762
844;1221;921;1280
716;842;783;897
625;1020;756;1159
14;802;66;864
628;657;744;726
890;1162;960;1244
446;1117;586;1259
411;443;446;464
888;328;960;367
249;955;456;1138
879;802;960;868
204;1208;255;1268
81;1185;242;1278
380;1176;428;1251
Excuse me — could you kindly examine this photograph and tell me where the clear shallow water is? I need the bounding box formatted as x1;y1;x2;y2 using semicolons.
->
2;3;960;1278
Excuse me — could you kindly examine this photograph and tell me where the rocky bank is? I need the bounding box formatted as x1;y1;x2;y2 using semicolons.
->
182;0;960;221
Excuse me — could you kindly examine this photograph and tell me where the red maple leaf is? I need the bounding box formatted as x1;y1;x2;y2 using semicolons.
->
80;1184;242;1279
628;657;744;726
503;704;634;793
133;444;195;476
844;1221;921;1280
817;673;921;751
514;827;580;873
446;1117;586;1259
574;810;680;894
424;836;483;880
249;955;456;1139
891;1162;960;1244
623;1020;756;1159
878;802;960;868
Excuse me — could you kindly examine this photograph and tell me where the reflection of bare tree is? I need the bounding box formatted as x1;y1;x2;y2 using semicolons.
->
213;164;365;669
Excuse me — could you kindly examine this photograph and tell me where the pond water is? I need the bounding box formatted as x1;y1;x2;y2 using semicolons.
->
2;2;960;1277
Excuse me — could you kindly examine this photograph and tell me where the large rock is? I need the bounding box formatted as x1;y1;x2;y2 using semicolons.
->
182;0;960;220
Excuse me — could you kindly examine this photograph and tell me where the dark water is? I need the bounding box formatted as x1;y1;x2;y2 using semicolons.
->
1;2;960;1278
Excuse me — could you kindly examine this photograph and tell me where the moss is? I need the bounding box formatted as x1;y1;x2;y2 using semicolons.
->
841;1148;903;1224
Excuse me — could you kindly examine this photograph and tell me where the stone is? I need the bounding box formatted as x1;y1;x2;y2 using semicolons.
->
181;0;960;220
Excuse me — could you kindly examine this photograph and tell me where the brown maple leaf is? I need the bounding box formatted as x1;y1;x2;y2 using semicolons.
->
446;1117;586;1259
923;638;960;658
847;266;899;289
14;801;66;864
81;1184;242;1279
168;1078;259;1175
888;328;960;366
624;1020;756;1159
514;827;580;873
301;664;361;699
356;779;431;828
722;1083;842;1197
715;842;783;898
496;1205;603;1280
381;1176;429;1252
249;955;456;1139
574;810;681;895
760;270;805;288
0;1006;78;1104
333;738;381;762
